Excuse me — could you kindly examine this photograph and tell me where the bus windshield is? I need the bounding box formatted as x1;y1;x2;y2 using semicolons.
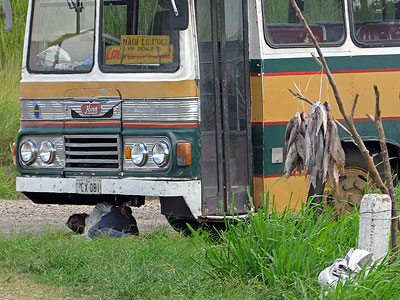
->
28;0;95;73
99;0;179;73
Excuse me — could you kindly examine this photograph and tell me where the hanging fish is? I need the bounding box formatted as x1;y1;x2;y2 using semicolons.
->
285;112;301;155
284;142;301;179
283;99;345;190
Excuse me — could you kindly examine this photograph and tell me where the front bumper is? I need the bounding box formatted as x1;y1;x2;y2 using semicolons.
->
16;177;202;218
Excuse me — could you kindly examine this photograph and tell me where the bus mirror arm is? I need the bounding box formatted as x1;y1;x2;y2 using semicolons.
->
1;0;12;32
169;0;189;31
170;0;179;16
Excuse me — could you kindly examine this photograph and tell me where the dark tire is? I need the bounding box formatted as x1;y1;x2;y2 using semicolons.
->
165;216;200;235
309;144;386;218
165;216;227;235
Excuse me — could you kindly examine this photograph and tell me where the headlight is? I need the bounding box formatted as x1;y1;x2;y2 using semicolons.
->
19;140;38;165
152;141;170;167
131;143;148;166
39;140;56;164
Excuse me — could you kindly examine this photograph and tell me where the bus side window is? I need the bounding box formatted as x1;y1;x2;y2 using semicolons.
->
263;0;345;47
352;0;400;46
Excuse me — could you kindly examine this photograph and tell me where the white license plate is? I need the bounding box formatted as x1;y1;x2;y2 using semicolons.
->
76;178;102;194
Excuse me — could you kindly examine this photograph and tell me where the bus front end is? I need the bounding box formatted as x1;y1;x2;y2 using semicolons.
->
16;0;204;222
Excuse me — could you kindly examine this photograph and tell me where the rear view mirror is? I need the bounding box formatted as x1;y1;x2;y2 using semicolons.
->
1;0;12;32
169;0;188;31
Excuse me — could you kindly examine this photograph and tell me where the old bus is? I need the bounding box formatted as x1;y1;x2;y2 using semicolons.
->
15;0;400;227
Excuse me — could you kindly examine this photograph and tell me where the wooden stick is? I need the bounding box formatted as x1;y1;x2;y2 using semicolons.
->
373;85;399;256
366;113;375;122
351;94;359;120
335;120;352;136
311;53;323;69
289;0;398;256
288;89;314;105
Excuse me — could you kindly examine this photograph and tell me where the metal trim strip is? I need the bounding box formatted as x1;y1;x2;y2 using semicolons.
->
122;97;200;122
20;97;200;123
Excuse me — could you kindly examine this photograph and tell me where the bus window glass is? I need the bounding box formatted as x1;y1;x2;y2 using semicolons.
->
263;0;345;47
100;0;179;72
28;0;95;73
352;0;400;45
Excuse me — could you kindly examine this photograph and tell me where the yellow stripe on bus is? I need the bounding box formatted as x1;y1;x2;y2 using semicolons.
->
261;71;400;123
250;76;263;123
20;80;198;99
253;176;309;213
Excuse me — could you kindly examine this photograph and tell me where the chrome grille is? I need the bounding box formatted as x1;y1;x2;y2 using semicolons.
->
65;135;121;171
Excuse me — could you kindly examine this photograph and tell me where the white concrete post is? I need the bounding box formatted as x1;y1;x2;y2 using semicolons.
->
358;193;391;261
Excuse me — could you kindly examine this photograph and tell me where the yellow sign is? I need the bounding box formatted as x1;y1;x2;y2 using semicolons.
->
120;35;170;56
105;45;174;65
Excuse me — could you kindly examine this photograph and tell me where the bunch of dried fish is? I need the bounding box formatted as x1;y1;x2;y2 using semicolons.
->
284;111;307;177
284;101;345;190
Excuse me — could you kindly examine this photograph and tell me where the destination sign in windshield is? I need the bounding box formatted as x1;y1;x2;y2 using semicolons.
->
121;35;170;56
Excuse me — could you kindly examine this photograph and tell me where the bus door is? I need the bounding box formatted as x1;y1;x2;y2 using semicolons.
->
195;0;252;216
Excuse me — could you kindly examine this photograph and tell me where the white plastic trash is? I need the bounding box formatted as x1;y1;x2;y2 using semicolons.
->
318;248;374;289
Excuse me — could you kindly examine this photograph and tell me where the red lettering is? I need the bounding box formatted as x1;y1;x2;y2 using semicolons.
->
111;50;120;60
105;49;112;60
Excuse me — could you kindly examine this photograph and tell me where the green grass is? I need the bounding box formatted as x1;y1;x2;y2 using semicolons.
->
0;229;269;300
191;196;400;299
0;165;19;199
0;0;27;199
1;197;400;299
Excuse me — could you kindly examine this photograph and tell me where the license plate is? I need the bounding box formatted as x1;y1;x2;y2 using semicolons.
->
76;178;101;194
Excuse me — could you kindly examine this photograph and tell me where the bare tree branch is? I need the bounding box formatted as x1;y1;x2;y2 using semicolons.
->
351;94;359;120
335;120;352;136
311;53;323;69
366;113;375;122
289;0;386;193
373;85;399;255
289;0;398;256
288;89;314;105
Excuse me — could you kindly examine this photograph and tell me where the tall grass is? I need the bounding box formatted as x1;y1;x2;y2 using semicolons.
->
0;230;270;300
0;0;27;159
0;0;28;199
192;194;400;299
264;0;343;23
353;0;397;21
2;197;400;299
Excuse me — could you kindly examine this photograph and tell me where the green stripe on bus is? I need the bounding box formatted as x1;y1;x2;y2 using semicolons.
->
253;119;400;176
250;55;400;74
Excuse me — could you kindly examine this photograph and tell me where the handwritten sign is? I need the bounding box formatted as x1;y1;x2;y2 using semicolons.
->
120;35;170;56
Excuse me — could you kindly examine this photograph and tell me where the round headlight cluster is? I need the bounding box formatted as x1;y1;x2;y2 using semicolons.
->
130;141;170;168
20;140;38;165
152;141;170;166
131;143;148;166
39;140;56;164
19;139;56;166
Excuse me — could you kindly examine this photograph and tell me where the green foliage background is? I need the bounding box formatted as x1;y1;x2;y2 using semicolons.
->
0;0;27;199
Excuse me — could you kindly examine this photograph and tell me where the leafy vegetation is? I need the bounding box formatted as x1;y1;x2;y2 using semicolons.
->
0;0;27;199
353;0;399;22
0;229;269;300
1;197;400;299
191;196;400;299
264;0;343;24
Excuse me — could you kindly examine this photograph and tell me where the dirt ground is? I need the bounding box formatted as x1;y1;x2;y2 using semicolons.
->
0;198;171;235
